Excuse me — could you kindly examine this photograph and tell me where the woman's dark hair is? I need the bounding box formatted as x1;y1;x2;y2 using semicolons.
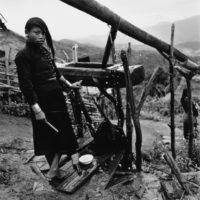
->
25;17;55;58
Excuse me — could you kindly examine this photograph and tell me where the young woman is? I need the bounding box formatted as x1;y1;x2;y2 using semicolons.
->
15;17;81;179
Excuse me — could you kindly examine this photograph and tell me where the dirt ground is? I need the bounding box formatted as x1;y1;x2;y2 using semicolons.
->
0;111;185;200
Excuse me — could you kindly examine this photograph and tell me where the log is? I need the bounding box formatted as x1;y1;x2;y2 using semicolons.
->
58;64;145;88
160;144;191;195
175;66;195;80
59;0;199;69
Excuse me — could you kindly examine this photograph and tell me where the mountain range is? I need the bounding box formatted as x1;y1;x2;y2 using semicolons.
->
75;15;200;57
0;30;103;61
0;15;199;60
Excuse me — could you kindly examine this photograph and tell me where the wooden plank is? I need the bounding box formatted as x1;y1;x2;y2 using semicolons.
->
37;137;94;171
59;64;144;88
104;149;125;189
57;159;98;193
64;62;113;68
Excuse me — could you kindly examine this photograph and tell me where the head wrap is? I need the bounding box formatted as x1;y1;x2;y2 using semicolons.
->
25;17;55;58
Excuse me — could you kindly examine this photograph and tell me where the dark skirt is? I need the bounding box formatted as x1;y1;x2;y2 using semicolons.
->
31;82;78;156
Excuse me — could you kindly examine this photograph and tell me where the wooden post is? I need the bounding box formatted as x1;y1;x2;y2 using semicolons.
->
169;24;176;159
121;50;142;171
124;44;133;169
111;42;116;64
115;88;124;129
63;50;70;62
187;79;194;158
5;48;11;106
121;50;161;171
174;66;195;158
125;91;133;169
102;26;118;68
72;44;78;62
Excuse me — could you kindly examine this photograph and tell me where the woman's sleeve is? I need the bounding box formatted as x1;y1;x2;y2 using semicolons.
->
53;61;62;80
15;52;38;105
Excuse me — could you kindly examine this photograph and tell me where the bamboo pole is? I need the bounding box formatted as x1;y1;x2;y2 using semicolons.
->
170;24;176;159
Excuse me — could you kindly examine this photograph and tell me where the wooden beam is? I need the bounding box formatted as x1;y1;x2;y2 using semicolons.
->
58;64;145;88
59;0;199;69
62;62;113;69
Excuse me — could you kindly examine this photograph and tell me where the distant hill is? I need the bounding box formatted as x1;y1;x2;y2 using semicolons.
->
175;41;200;57
56;39;103;62
0;29;103;62
145;15;200;44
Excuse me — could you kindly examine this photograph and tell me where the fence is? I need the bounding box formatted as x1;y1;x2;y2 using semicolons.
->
0;48;20;103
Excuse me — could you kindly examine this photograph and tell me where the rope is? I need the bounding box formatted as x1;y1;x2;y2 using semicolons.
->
107;16;121;46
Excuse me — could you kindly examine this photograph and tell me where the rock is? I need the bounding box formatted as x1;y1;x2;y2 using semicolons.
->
162;138;170;145
33;182;44;193
182;171;200;186
142;152;152;162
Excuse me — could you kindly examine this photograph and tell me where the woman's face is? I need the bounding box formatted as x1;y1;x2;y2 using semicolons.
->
26;26;45;45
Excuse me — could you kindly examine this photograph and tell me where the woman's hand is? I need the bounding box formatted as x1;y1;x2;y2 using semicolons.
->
31;103;46;121
70;80;82;89
35;110;46;121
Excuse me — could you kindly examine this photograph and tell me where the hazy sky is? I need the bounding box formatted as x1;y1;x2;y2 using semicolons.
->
1;0;200;40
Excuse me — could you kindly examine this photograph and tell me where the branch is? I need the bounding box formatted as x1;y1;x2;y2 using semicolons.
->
137;67;161;113
174;65;195;80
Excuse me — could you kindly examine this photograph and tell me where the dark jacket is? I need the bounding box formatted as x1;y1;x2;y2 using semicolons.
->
15;42;61;105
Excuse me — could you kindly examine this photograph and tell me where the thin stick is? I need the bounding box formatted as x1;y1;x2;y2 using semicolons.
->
137;67;161;113
170;24;176;159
